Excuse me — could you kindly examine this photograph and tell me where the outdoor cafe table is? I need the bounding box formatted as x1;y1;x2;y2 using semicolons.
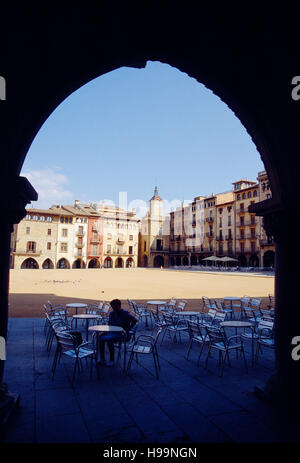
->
66;303;88;327
223;297;242;318
147;300;167;314
88;325;126;370
72;314;99;340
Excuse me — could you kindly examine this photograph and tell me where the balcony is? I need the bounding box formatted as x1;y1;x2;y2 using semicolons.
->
90;238;100;244
76;230;85;237
116;238;125;244
205;217;214;223
260;238;274;246
206;232;214;238
237;220;257;227
13;249;42;256
246;234;259;240
75;242;84;248
236;208;246;214
225;235;233;240
215;235;224;241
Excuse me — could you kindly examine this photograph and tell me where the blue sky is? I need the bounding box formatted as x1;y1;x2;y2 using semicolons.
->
21;61;265;215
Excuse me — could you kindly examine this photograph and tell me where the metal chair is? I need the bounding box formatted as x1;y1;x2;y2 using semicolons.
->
160;313;188;344
204;325;248;376
126;327;163;378
255;318;274;364
186;321;210;365
214;299;233;320
52;331;97;386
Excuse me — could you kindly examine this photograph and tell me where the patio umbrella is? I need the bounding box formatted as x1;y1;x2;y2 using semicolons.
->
218;256;238;262
201;256;222;266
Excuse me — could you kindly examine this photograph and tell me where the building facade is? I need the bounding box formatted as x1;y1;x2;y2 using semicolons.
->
139;187;170;268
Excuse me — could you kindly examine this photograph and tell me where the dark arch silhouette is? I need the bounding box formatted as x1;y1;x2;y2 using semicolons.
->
21;258;39;269
57;258;70;269
104;257;112;268
1;5;300;426
115;257;124;268
72;259;86;269
88;258;100;268
263;250;275;268
42;258;54;269
153;255;164;268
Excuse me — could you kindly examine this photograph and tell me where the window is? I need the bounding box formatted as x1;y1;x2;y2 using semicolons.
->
253;190;258;197
27;241;36;252
228;216;231;226
107;244;111;253
240;216;244;226
47;242;51;250
129;235;133;240
250;228;256;239
242;193;246;199
25;214;31;220
46;216;52;222
47;229;51;235
69;217;72;224
32;215;38;221
240;229;245;239
156;239;163;250
240;203;244;211
237;194;241;201
129;246;133;255
107;233;112;239
144;241;146;251
26;227;30;234
62;228;68;237
248;191;252;198
60;243;68;252
40;216;45;221
78;226;84;234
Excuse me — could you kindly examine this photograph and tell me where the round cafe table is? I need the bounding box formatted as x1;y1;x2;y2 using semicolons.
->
147;300;166;314
88;325;126;370
66;303;88;327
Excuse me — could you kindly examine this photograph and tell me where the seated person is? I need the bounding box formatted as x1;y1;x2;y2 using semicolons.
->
98;298;137;366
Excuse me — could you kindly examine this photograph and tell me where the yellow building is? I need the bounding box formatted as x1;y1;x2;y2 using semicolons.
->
139;187;170;267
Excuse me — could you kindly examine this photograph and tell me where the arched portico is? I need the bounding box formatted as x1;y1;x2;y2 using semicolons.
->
42;258;54;269
21;258;39;269
1;5;300;427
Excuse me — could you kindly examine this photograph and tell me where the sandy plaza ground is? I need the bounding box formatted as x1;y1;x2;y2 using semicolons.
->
8;268;274;317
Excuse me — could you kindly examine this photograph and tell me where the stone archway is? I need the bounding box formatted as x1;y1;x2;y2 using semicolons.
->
263;250;275;268
21;258;39;269
88;258;100;268
57;258;70;269
42;258;54;269
2;5;300;424
72;259;86;269
104;257;112;268
153;255;164;268
115;257;124;268
126;257;134;268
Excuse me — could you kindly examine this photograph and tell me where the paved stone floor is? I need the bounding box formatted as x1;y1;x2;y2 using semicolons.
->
0;317;294;446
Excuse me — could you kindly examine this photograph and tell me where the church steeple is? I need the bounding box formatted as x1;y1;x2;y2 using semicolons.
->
150;185;162;201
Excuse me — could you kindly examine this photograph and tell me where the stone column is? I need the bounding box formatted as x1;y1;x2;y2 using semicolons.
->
249;199;300;423
0;176;37;424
